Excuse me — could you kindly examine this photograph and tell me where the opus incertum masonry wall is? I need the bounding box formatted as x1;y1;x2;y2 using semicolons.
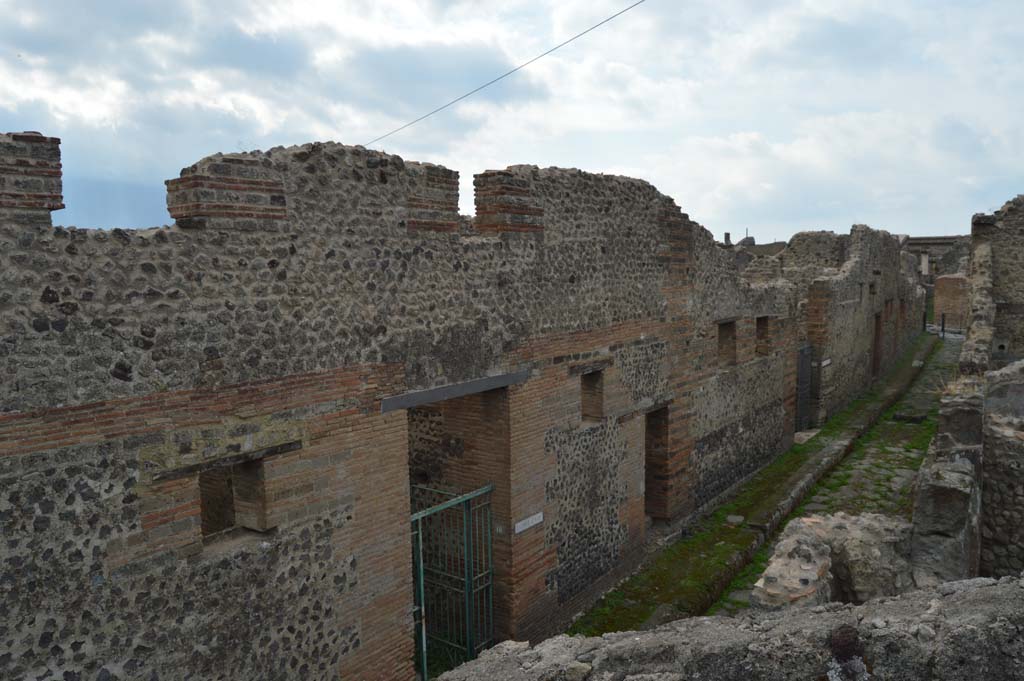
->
0;131;925;680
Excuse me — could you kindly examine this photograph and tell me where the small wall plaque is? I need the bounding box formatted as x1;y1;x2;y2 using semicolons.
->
514;512;544;534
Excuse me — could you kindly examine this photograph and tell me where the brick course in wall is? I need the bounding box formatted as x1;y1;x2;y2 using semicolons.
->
0;132;63;227
0;132;927;679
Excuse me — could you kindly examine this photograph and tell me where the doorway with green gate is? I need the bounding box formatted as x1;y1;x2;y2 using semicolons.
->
411;484;494;680
402;385;512;680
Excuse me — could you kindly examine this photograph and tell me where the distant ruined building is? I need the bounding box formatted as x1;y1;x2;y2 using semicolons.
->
1;131;930;680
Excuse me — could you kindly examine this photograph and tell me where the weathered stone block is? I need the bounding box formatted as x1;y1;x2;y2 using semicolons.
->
911;459;980;586
165;154;287;230
474;167;544;233
753;513;914;609
0;131;63;225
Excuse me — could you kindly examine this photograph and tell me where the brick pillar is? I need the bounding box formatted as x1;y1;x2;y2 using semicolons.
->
0;131;64;226
406;163;460;233
473;169;543;234
654;201;697;520
165;156;288;230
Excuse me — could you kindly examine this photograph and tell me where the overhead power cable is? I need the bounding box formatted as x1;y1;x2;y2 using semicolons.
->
363;0;648;147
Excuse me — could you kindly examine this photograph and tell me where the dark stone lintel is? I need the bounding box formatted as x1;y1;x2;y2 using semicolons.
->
152;440;302;481
380;369;531;413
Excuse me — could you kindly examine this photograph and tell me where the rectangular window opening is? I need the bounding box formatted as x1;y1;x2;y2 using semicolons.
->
644;407;669;520
581;370;604;422
199;459;271;538
718;321;737;367
199;467;236;536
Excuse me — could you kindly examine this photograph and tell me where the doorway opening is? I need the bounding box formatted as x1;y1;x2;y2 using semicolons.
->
872;312;883;377
405;387;510;679
644;407;670;521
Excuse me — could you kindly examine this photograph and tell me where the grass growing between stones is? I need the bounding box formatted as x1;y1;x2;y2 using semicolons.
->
569;335;938;635
789;339;950;521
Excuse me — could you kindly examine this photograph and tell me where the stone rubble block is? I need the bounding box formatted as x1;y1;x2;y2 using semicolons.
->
911;375;984;586
980;360;1024;575
911;459;980;587
751;512;914;609
750;516;834;609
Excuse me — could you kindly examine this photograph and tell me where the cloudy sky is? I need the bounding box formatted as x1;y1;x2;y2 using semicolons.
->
2;0;1021;241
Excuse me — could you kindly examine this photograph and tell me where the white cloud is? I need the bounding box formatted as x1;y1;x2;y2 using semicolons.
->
0;61;130;127
0;0;1020;237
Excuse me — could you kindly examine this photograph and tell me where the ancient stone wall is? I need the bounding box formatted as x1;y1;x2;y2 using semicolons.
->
0;364;414;680
0;130;927;678
980;360;1024;576
780;230;850;270
935;237;970;276
408;404;463;485
911;376;983;586
972;197;1024;367
443;576;1024;681
0;142;682;676
917;194;1024;583
680;227;796;516
744;227;925;425
802;229;924;423
959;233;995;374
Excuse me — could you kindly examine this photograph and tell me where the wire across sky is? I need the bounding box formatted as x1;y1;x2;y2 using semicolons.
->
363;0;649;147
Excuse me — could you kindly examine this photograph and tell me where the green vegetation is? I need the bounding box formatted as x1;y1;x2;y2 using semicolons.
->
569;335;939;635
705;545;771;616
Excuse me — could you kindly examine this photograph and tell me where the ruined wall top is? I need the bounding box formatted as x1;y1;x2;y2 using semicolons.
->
0;133;731;413
1;132;925;415
742;225;919;297
963;195;1024;369
780;229;850;271
0;131;63;227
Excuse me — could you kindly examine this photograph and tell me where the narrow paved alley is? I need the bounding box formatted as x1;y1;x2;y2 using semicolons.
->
713;336;961;615
570;336;947;633
798;337;961;519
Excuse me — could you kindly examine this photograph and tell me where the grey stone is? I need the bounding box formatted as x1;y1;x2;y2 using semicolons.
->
752;513;913;609
441;577;1024;681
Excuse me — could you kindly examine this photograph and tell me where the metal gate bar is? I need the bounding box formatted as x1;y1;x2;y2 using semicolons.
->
411;484;494;680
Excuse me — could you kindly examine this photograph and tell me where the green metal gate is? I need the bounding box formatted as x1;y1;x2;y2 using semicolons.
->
411;484;494;680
